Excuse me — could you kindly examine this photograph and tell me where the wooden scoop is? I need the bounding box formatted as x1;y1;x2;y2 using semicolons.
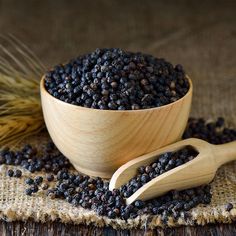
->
109;138;236;205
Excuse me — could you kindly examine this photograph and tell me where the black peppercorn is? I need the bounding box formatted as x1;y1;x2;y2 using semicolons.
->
35;176;43;185
134;200;144;209
7;169;14;177
46;174;54;182
28;165;36;173
141;174;150;183
25;188;33;196
14;169;22;178
108;210;117;219
225;203;233;212
59;183;68;191
25;178;34;185
31;185;39;193
5;153;13;165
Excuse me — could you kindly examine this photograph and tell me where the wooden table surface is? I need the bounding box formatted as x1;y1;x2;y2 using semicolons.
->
0;221;235;236
0;0;236;235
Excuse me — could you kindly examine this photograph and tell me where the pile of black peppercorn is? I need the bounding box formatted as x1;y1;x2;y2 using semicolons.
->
44;48;189;110
120;146;198;198
1;117;235;223
0;142;71;174
183;117;236;144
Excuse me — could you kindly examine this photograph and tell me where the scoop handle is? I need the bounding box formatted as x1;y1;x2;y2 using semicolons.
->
213;141;236;167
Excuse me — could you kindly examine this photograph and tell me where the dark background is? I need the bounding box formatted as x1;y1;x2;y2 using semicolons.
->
0;0;236;235
1;0;236;121
0;0;235;65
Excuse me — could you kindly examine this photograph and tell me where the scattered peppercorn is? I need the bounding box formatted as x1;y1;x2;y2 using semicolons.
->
183;117;236;144
25;188;33;196
13;169;22;178
7;169;14;177
44;48;189;110
31;185;39;193
225;203;233;212
34;176;43;185
0;141;71;174
46;174;54;182
25;178;34;185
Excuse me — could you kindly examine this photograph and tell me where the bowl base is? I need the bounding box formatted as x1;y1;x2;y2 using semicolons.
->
72;163;113;179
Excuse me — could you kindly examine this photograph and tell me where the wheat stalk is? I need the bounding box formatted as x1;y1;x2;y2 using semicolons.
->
0;35;46;146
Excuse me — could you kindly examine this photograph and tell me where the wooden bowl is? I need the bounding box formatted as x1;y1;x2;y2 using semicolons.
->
40;77;193;178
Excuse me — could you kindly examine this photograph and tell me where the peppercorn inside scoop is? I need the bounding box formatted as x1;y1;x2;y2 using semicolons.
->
120;146;198;198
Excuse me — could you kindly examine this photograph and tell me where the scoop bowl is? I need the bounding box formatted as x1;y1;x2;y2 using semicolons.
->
40;77;193;178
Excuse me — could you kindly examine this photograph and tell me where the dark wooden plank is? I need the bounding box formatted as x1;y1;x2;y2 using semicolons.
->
0;221;236;236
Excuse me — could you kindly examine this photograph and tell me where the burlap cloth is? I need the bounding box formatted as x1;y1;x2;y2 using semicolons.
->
0;126;236;229
0;0;236;229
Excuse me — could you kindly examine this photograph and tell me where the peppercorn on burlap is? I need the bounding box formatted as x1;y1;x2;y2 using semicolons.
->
0;119;236;229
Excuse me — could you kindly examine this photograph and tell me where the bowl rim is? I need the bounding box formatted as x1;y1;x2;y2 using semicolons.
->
40;75;193;113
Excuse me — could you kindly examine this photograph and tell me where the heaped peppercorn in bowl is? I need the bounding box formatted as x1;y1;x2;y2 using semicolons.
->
40;48;193;178
44;48;189;110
